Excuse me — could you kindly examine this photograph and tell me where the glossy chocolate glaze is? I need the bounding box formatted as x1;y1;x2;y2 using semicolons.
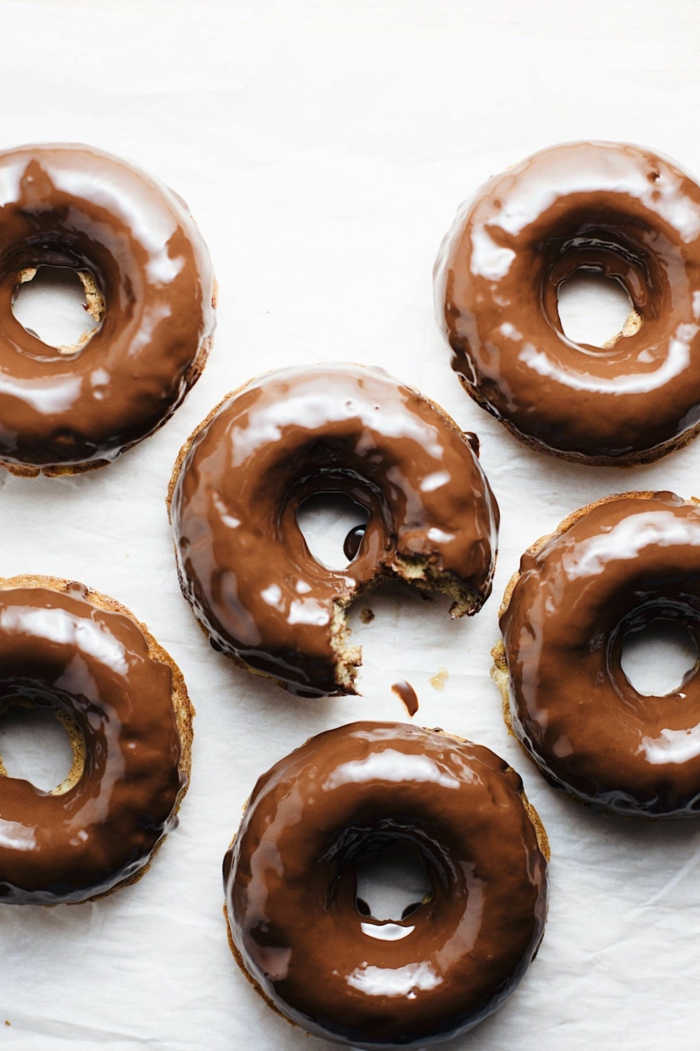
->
0;144;215;473
344;524;367;561
435;141;700;464
0;582;187;904
500;492;700;817
224;722;548;1049
169;364;499;697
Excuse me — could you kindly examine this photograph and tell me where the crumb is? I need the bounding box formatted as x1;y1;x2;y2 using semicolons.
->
391;680;418;717
359;607;374;624
429;667;448;691
4;1020;10;1026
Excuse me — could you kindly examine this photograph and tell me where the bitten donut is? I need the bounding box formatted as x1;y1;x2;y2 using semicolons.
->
0;144;216;476
0;575;193;904
168;363;499;697
435;141;700;466
494;491;700;818
224;721;548;1050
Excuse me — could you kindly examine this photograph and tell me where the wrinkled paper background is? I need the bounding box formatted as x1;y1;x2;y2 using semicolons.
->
1;1;700;1047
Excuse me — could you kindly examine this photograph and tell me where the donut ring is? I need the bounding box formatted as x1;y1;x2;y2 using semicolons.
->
435;141;700;466
493;491;700;817
0;575;193;904
0;144;216;476
224;721;548;1049
168;363;499;697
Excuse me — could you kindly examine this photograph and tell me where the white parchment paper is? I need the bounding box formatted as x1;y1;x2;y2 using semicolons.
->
1;1;700;1047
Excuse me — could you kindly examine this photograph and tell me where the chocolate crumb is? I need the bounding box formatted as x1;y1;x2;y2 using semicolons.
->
391;680;419;717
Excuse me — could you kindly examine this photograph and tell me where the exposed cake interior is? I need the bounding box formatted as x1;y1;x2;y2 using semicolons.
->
329;557;485;693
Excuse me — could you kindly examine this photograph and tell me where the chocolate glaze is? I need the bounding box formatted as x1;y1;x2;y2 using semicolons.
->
0;144;215;472
391;680;418;716
224;721;548;1049
500;492;700;817
435;141;700;464
0;582;187;903
170;364;499;697
344;524;367;562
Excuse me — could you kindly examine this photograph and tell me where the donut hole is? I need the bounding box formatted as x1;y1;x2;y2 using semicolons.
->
354;840;432;922
0;700;83;793
557;270;638;348
12;265;104;353
297;492;369;570
620;618;699;696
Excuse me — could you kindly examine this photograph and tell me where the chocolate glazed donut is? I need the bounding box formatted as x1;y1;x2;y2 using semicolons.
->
0;144;216;476
0;576;193;904
494;492;700;817
224;722;549;1050
168;363;499;697
435;141;700;465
